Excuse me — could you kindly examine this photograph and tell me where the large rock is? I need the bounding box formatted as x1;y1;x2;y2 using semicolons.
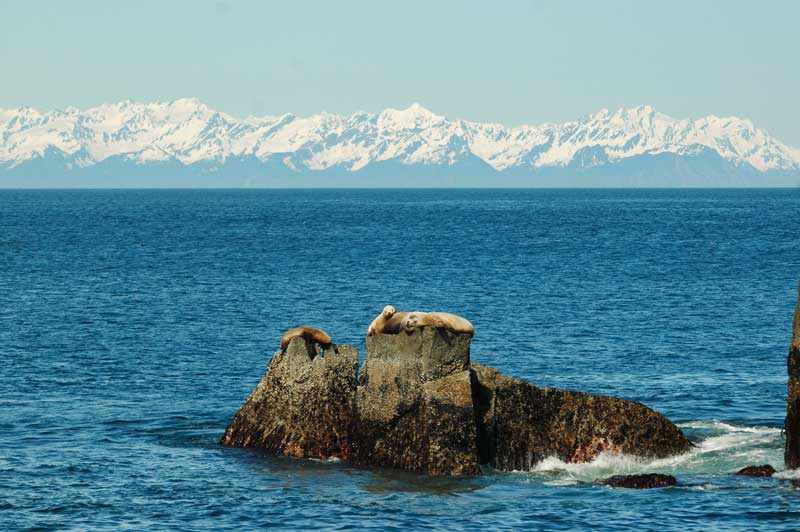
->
786;287;800;469
472;363;691;470
222;326;691;476
220;337;358;459
349;328;480;475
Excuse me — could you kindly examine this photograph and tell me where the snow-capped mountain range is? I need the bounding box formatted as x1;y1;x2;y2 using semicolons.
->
1;99;799;186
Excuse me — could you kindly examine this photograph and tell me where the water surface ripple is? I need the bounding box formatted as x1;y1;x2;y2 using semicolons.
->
1;189;799;531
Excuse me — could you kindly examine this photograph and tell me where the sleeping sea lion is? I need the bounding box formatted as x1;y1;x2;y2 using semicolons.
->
280;326;334;352
400;311;474;337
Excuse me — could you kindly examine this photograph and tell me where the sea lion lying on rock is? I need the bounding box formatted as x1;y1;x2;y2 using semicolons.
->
366;305;409;336
401;311;474;337
280;326;334;353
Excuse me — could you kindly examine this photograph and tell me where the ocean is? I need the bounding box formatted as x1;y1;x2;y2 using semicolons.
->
1;188;799;531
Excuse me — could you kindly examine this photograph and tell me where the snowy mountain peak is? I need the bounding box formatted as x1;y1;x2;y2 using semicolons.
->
405;102;434;115
378;103;443;129
0;100;798;183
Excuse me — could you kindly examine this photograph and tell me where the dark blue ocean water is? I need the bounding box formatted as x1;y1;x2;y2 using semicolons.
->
1;189;799;532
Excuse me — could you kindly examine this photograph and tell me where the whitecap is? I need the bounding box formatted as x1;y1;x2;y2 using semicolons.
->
515;420;784;482
692;483;721;490
309;456;343;464
774;468;800;479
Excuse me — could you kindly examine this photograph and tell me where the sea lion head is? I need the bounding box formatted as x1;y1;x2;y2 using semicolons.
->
401;312;421;330
382;305;396;318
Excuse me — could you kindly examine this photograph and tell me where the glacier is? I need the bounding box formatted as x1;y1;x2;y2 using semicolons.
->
1;99;798;187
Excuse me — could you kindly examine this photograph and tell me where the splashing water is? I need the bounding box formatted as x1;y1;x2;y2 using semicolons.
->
525;421;786;484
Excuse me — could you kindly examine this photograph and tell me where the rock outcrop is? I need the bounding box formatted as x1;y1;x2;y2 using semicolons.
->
222;327;691;475
786;287;800;470
600;474;677;489
349;328;480;475
471;363;691;470
221;338;358;459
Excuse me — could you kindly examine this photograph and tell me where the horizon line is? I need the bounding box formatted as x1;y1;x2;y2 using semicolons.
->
2;186;799;191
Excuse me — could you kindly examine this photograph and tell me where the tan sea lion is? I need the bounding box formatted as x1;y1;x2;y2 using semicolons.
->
280;326;333;351
366;305;410;336
400;311;474;337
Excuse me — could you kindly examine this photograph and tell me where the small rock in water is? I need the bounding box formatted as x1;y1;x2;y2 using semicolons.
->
601;474;677;489
735;464;776;477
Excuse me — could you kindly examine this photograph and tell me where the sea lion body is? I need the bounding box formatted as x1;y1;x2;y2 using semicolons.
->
382;312;410;334
401;311;474;337
280;326;333;351
367;305;410;336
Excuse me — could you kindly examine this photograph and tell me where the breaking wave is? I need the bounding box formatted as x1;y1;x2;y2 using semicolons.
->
519;420;788;484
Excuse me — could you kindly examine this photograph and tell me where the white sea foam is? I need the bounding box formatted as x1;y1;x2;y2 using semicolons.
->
309;456;343;464
680;420;780;435
774;468;800;479
692;483;722;490
516;420;786;482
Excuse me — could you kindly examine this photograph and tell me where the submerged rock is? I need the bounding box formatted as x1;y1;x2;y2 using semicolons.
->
472;363;691;470
222;326;691;476
786;287;800;470
220;337;358;459
601;473;677;489
735;464;776;477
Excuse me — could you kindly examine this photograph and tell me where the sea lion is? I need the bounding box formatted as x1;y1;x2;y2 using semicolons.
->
280;326;333;352
400;311;474;337
366;305;410;336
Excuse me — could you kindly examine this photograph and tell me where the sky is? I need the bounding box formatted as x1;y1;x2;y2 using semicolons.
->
1;0;798;145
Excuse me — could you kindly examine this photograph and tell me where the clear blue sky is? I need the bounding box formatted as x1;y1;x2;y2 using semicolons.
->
1;0;798;145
